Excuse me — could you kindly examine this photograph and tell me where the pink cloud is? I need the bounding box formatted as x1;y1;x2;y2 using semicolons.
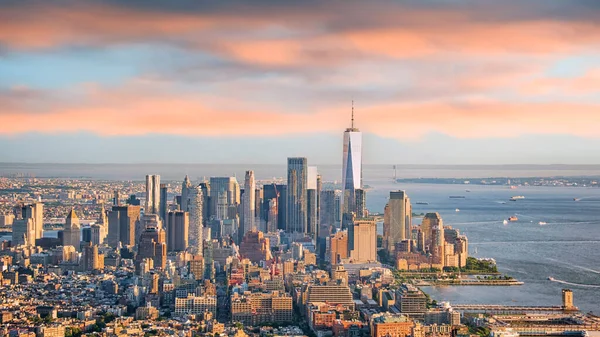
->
1;3;599;64
1;81;600;140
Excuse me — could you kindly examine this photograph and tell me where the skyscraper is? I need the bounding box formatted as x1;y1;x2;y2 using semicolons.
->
21;202;43;241
386;191;412;254
307;166;318;237
341;104;362;217
63;209;81;251
355;189;367;218
159;184;168;222
137;226;167;270
348;218;377;263
266;198;278;233
243;170;256;234
189;186;204;256
209;177;240;220
421;212;442;250
286;157;308;234
199;181;211;225
255;187;263;231
320;190;337;228
277;185;287;230
12;218;34;246
181;175;192;212
145;175;161;215
426;213;444;264
96;207;108;244
167;211;189;252
107;205;141;248
82;242;102;271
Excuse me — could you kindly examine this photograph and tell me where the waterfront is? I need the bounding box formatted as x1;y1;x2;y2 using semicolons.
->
367;181;600;314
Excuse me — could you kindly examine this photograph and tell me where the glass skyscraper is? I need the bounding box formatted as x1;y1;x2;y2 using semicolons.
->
286;157;307;234
341;112;362;217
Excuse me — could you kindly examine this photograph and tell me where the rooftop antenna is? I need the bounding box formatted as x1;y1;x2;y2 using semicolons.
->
351;100;355;129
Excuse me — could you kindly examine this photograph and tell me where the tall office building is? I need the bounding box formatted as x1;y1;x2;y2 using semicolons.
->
348;219;377;263
137;226;167;270
430;214;445;265
286;157;308;234
341;105;362;217
188;186;204;256
307;166;318;237
262;184;277;222
316;175;322;231
209;177;240;220
199;181;211;225
159;184;168;222
181;175;192;212
320;190;337;228
21;203;44;241
266;198;278;233
63;209;81;251
329;230;349;265
263;184;287;231
96;207;108;244
12;218;34;246
107;205;141;248
243;171;256;234
386;191;412;254
255;187;263;231
167;211;189;252
421;212;442;250
82;242;102;271
355;189;367;218
145;175;161;215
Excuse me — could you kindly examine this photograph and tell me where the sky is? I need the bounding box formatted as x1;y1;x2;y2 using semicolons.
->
1;0;600;165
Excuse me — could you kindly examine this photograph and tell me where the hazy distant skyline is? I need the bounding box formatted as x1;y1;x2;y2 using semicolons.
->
2;1;600;164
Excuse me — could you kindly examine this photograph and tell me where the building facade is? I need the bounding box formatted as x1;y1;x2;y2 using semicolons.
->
286;157;308;233
145;174;161;215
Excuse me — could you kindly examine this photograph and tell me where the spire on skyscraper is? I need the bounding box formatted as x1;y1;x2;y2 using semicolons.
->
351;100;354;129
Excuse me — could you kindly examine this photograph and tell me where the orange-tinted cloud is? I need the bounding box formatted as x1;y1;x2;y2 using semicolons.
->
1;2;600;64
520;68;600;95
1;81;600;140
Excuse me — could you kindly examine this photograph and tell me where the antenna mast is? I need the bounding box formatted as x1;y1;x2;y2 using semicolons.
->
351;100;354;129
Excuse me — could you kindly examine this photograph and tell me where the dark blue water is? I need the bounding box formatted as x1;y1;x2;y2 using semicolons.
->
367;181;600;313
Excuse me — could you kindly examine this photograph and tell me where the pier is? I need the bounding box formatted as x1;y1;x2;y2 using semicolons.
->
451;304;571;314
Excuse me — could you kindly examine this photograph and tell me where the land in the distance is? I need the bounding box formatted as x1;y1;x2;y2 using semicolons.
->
396;176;600;187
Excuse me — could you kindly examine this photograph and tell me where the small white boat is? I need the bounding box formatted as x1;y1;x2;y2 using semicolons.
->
455;208;460;212
503;220;508;225
539;221;547;225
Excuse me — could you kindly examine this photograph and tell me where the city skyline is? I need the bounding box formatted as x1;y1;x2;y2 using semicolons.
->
1;2;600;335
2;1;600;164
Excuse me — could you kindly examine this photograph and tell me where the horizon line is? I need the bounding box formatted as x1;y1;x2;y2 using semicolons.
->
2;162;600;168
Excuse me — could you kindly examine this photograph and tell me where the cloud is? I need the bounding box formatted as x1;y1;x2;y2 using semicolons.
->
1;80;600;140
2;1;600;65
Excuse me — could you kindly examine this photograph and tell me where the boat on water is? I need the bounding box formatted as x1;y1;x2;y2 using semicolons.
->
466;190;471;192
455;209;460;212
510;196;525;201
539;221;547;225
503;220;508;225
416;202;429;205
574;198;581;201
548;277;555;281
450;196;466;199
508;216;518;222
